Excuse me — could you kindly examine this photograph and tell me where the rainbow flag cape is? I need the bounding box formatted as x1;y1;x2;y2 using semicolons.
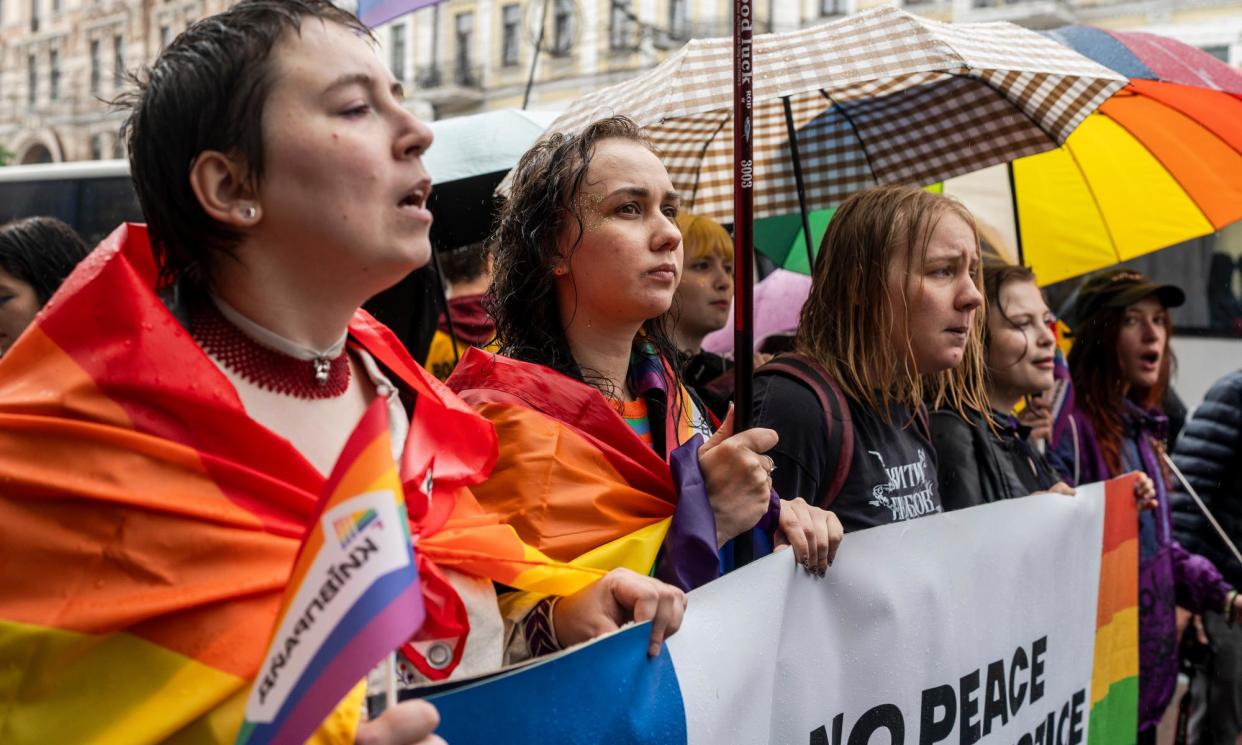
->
1088;475;1140;745
237;399;423;745
447;347;724;591
0;224;604;744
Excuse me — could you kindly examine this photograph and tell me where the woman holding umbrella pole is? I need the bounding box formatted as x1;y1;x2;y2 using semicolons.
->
448;116;843;606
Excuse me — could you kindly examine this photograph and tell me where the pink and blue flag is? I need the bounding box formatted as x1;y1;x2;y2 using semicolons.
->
357;0;443;28
237;399;425;744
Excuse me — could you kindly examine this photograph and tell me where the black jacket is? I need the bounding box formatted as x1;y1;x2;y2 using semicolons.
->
754;372;941;532
681;350;732;421
931;407;1061;512
1171;370;1242;588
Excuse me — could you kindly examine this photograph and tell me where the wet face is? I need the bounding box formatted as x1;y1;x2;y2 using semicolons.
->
986;279;1056;399
889;212;983;375
555;138;683;330
674;251;733;345
0;268;40;357
253;19;435;297
1116;296;1168;390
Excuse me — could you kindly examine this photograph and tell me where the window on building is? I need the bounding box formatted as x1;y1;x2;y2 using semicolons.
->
502;4;521;67
669;0;689;40
552;0;574;56
49;49;59;100
113;35;125;88
610;0;636;51
113;135;125;160
90;134;104;161
160;25;172;50
50;0;58;13
1202;45;1230;63
455;12;474;84
29;0;39;32
27;53;37;105
820;0;844;16
390;24;406;83
90;39;101;95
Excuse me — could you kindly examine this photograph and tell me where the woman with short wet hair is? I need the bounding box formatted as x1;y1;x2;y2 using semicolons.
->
0;3;684;742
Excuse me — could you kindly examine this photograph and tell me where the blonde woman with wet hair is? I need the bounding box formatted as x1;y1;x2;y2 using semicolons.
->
752;184;986;532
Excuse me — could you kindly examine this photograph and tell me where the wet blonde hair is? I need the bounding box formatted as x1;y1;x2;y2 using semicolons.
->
796;185;988;423
677;211;731;262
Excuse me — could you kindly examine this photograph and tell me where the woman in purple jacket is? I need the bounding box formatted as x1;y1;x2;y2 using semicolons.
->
1049;269;1242;743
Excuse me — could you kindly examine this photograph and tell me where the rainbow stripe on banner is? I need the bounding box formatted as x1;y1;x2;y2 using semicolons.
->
237;399;424;745
334;508;380;547
1087;475;1140;745
356;0;442;28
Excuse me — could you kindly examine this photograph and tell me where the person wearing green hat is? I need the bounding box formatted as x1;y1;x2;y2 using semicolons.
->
1048;268;1242;744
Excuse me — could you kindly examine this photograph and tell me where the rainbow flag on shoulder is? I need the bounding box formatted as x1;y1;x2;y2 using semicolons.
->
238;399;424;745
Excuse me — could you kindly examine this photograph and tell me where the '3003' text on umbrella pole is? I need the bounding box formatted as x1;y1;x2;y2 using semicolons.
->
733;0;755;431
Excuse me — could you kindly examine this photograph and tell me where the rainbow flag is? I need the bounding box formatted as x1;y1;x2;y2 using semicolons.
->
1088;475;1140;745
237;400;423;745
0;224;606;743
448;347;724;592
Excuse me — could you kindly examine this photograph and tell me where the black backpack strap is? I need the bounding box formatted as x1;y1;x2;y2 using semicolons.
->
756;353;854;508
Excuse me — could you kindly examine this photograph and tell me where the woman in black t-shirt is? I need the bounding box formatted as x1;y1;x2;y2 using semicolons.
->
753;185;986;533
932;262;1073;511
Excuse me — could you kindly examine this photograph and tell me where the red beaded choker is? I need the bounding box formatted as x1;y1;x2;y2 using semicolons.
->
191;301;351;399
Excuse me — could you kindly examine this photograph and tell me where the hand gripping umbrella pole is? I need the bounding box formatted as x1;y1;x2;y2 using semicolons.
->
1161;452;1242;570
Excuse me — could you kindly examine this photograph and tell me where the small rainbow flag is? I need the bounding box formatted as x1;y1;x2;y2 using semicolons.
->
1087;475;1140;745
237;399;423;745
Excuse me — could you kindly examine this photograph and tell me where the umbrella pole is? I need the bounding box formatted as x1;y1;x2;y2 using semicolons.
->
781;96;815;270
1007;161;1024;267
732;0;755;432
429;246;461;367
522;0;550;110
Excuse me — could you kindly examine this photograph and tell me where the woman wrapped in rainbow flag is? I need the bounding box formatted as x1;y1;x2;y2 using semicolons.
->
447;117;842;636
0;3;687;742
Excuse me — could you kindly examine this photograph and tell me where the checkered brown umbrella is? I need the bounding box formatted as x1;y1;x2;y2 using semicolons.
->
536;6;1127;228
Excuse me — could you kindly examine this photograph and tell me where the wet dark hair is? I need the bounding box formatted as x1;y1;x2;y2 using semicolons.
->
0;217;91;305
117;0;369;290
1069;297;1175;475
488;116;683;395
439;242;491;286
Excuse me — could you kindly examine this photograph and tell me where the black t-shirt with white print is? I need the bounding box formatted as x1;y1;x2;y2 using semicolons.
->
753;372;942;533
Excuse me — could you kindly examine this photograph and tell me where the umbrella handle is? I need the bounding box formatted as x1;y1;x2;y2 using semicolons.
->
732;0;756;432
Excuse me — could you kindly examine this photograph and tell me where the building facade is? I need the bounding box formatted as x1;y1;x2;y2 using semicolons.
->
0;0;233;164
378;0;1241;118
0;0;1239;164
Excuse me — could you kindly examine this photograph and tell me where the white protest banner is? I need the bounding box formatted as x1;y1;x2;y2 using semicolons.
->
428;478;1139;745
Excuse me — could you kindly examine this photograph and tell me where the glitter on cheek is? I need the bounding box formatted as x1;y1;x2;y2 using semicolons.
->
574;192;609;233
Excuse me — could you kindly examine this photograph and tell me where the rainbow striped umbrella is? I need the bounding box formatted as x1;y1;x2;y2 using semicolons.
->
945;28;1242;285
